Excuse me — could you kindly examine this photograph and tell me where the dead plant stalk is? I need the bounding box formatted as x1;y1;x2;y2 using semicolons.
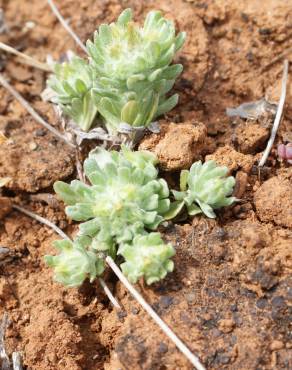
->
12;204;205;370
12;204;121;310
258;60;289;167
0;41;51;72
47;0;88;54
0;74;76;149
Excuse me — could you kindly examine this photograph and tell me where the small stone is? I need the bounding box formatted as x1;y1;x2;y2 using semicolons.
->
218;318;235;333
256;298;268;309
259;28;272;35
211;328;221;338
271;296;286;309
131;307;139;315
234;122;269;154
35;128;46;137
234;171;248;198
29;142;38;151
186;293;196;304
246;51;254;62
24;21;35;30
206;145;254;174
159;296;173;309
270;340;284;351
117;310;127;322
218;354;230;364
158;342;168;353
254;177;292;228
230;304;238;312
139;121;207;171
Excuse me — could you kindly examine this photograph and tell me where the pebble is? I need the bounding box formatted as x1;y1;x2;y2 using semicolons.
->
270;340;284;351
35;128;46;137
271;296;286;309
218;318;235;333
29;142;38;151
256;298;268;309
159;296;174;309
158;342;168;353
117;310;127;322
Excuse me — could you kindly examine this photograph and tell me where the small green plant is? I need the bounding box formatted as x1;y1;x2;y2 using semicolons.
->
45;237;104;287
48;57;97;131
48;9;185;137
46;150;235;287
118;232;175;284
46;147;180;286
173;161;236;218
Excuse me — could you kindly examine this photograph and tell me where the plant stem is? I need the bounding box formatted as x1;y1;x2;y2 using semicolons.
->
0;312;11;369
12;204;121;309
13;204;204;367
12;204;69;240
47;0;88;54
258;60;289;167
106;255;206;370
0;74;76;149
12;352;23;370
0;41;51;72
98;278;121;310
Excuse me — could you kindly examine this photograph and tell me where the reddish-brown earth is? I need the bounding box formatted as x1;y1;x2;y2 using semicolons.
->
0;0;291;369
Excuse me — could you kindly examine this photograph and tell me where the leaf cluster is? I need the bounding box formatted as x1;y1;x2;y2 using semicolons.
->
46;151;236;286
48;9;185;135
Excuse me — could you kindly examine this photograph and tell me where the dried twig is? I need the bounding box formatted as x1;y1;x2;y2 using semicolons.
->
12;352;23;370
0;41;51;72
12;204;121;310
12;204;69;240
0;313;11;370
98;278;121;310
0;74;76;149
106;255;206;370
47;0;88;54
12;205;204;368
258;60;289;167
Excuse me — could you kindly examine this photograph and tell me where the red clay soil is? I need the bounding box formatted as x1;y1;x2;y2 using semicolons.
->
0;0;291;369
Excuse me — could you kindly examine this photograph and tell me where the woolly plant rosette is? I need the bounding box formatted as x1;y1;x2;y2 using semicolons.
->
173;160;236;218
48;8;186;137
46;147;181;286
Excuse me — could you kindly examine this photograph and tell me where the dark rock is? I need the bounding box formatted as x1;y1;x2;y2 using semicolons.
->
158;342;168;354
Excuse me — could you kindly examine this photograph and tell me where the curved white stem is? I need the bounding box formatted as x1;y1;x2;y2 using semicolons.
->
12;205;121;309
259;60;289;167
12;204;69;240
12;207;205;368
47;0;88;54
0;74;76;149
98;277;121;310
0;41;51;72
106;256;206;370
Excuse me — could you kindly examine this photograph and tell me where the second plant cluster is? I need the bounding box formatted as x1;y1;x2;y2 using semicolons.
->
46;147;236;286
